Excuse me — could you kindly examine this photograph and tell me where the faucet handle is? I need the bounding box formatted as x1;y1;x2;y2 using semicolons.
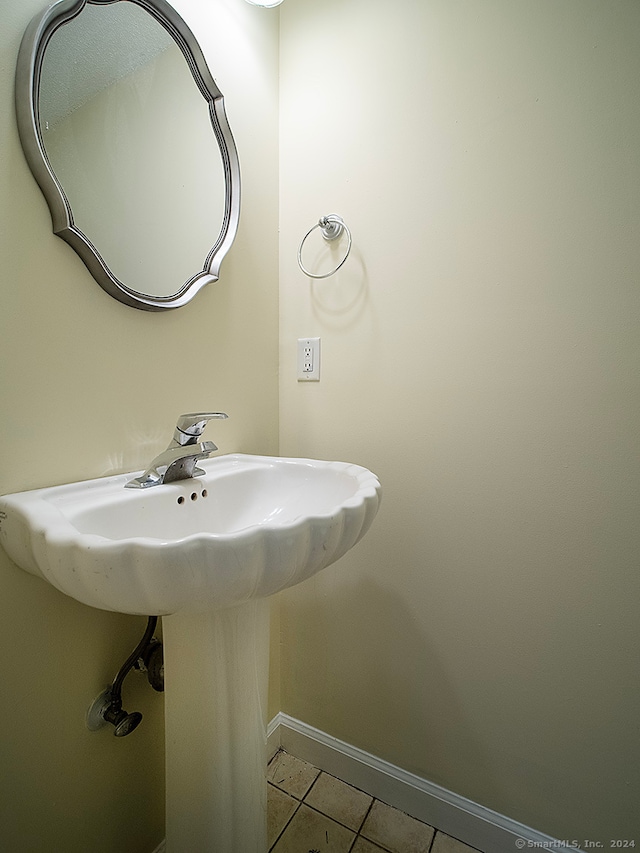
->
174;412;228;446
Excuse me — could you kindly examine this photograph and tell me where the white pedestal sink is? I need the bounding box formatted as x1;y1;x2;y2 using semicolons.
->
0;453;381;851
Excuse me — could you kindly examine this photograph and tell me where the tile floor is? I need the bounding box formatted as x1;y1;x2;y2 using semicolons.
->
267;750;481;853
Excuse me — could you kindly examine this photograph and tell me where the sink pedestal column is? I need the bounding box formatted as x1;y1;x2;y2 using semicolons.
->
162;599;270;852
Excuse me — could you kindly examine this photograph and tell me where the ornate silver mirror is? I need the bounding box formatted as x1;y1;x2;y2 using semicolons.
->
15;0;241;311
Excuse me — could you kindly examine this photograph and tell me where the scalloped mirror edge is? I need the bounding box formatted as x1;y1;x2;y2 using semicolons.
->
15;0;241;311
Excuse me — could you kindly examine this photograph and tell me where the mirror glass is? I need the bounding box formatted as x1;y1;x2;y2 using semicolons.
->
16;0;240;310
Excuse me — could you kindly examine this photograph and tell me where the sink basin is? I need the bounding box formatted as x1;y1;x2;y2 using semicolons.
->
0;454;381;614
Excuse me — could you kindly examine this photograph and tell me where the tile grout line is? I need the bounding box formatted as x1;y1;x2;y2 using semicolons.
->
300;769;387;853
268;788;300;853
353;791;375;836
269;778;389;853
302;769;375;839
268;750;323;852
267;751;308;852
269;751;442;853
346;797;377;853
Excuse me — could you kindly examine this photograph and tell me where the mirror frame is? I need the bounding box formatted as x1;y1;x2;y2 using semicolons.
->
15;0;241;311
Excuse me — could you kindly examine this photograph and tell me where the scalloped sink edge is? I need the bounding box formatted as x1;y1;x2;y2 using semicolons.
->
0;454;382;615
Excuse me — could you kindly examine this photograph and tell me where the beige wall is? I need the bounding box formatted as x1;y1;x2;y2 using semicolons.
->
0;0;279;849
3;0;640;848
279;0;640;844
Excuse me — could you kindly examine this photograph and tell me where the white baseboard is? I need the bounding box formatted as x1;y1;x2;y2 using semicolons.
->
153;712;570;853
267;712;574;853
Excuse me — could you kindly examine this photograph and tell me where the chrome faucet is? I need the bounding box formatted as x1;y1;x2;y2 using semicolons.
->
125;413;228;489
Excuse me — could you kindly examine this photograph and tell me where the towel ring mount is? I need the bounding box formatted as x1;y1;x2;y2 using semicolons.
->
297;214;352;279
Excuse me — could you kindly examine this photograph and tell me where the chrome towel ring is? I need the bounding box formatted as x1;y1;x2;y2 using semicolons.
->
297;214;352;279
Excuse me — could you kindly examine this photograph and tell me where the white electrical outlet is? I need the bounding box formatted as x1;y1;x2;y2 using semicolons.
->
297;337;320;381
